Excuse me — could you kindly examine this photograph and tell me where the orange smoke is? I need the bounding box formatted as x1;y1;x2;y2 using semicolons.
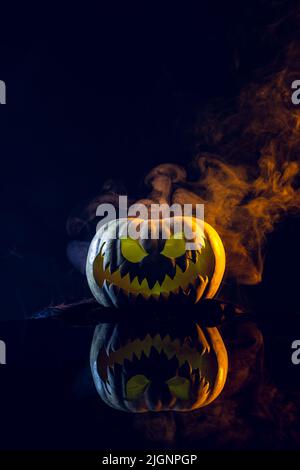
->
68;8;300;286
145;37;300;284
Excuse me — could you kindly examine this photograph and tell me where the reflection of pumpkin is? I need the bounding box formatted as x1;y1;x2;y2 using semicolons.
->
86;216;225;307
90;320;228;412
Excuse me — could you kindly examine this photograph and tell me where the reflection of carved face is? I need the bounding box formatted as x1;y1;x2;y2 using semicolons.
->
86;217;225;307
90;321;228;412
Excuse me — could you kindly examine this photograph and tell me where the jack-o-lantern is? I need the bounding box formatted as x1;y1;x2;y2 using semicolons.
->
90;319;228;412
86;215;228;412
33;214;229;413
86;216;225;308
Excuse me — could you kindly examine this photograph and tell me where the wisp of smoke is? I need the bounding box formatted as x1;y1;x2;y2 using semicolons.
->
144;155;300;285
68;5;300;286
143;29;300;285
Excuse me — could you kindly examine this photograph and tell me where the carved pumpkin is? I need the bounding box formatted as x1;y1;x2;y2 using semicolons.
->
90;319;228;412
86;216;225;308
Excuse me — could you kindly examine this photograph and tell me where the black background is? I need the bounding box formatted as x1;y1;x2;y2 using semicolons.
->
0;1;300;450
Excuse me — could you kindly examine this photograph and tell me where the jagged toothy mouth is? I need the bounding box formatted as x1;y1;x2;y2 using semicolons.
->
93;245;211;301
98;325;211;384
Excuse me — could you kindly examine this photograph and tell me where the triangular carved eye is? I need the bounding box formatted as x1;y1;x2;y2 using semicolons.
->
161;232;186;259
120;237;148;263
166;376;190;400
126;375;150;400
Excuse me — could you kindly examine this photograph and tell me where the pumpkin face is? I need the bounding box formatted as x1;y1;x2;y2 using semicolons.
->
86;216;225;307
90;320;228;412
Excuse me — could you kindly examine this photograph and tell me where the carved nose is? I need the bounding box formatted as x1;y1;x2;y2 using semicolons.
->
139;253;176;288
144;381;173;411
